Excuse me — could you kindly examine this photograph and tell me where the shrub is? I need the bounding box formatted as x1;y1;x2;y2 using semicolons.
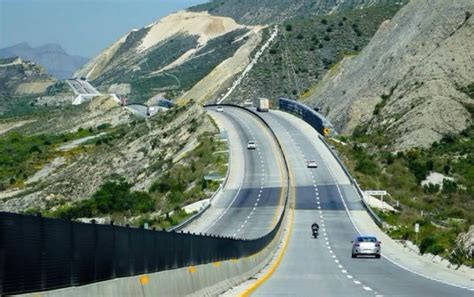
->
442;179;457;195
285;24;293;31
419;236;436;254
423;183;440;194
429;244;445;255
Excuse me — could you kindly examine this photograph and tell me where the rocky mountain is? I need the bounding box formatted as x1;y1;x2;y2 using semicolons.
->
76;1;405;105
0;43;88;79
0;57;55;97
225;2;405;103
189;0;400;25
0;97;218;220
304;0;473;150
75;11;256;103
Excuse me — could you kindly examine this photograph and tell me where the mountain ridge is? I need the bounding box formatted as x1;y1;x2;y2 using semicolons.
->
305;0;474;149
0;43;88;79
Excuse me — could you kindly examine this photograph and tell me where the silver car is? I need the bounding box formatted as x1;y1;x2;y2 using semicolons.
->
351;236;381;258
247;140;256;150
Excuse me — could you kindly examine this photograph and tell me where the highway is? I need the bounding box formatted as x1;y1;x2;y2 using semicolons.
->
184;106;286;239
67;78;100;95
248;110;472;297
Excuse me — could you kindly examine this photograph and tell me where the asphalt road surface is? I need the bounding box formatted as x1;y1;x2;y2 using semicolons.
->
250;110;472;297
184;107;286;239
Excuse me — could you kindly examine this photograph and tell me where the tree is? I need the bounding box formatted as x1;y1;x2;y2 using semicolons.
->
285;24;293;31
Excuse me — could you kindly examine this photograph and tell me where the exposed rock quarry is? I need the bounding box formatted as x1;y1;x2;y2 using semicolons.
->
306;0;474;149
138;11;244;52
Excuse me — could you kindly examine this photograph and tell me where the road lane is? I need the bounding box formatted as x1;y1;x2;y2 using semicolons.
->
251;110;472;297
184;107;286;239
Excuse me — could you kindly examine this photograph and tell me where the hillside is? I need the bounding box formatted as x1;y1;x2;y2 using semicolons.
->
0;43;88;79
225;2;405;102
75;11;257;103
0;57;60;115
189;0;400;25
305;0;474;150
0;98;224;228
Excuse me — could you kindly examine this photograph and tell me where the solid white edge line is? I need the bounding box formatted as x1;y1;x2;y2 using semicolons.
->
322;138;474;292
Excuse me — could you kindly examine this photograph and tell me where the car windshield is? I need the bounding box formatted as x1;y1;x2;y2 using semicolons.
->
249;141;255;144
357;237;377;242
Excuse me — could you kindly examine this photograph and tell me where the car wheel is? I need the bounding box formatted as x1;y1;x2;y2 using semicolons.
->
375;254;381;259
352;253;356;258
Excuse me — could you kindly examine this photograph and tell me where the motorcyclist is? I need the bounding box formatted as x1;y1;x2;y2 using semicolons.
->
311;222;319;238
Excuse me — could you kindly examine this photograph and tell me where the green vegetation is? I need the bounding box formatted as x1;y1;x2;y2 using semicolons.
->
229;3;404;102
0;121;127;190
46;81;72;95
0;128;93;189
50;178;155;219
0;94;40;117
95;29;249;103
149;132;227;210
47;130;228;229
332;123;474;266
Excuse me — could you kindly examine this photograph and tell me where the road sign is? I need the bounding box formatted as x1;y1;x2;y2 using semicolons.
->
323;127;330;136
415;223;419;233
365;190;387;196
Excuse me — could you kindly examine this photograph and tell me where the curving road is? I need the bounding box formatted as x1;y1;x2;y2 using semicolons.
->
184;106;286;239
249;110;472;297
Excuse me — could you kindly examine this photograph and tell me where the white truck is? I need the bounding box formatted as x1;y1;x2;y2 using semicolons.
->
257;98;269;112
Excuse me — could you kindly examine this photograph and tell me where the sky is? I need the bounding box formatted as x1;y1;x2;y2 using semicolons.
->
0;0;209;58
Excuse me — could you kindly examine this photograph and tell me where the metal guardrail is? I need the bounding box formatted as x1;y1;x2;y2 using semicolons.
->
278;98;384;227
317;136;384;228
0;104;291;296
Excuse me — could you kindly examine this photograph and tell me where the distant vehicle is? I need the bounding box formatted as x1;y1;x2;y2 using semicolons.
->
257;98;269;112
216;106;224;112
243;100;253;108
80;76;86;81
247;140;256;150
306;160;318;168
311;222;319;238
351;236;381;258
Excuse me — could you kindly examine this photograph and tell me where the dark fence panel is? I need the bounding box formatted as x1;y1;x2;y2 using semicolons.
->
0;210;284;295
1;104;290;296
278;97;335;136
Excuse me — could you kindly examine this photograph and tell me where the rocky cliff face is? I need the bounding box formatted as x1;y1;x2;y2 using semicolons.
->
0;99;216;213
306;0;473;150
0;57;55;96
189;0;399;25
75;11;256;103
0;43;88;79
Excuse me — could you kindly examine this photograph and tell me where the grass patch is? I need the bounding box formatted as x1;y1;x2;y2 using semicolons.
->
331;124;474;266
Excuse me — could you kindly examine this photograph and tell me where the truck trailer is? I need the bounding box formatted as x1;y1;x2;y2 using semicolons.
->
257;98;269;112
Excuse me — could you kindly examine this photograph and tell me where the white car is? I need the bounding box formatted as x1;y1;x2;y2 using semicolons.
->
306;160;318;168
247;141;257;150
351;236;381;258
216;106;224;112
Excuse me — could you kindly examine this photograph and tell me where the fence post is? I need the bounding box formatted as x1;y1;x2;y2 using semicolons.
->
69;219;74;286
126;224;133;276
111;220;116;279
38;213;46;291
92;219;98;282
